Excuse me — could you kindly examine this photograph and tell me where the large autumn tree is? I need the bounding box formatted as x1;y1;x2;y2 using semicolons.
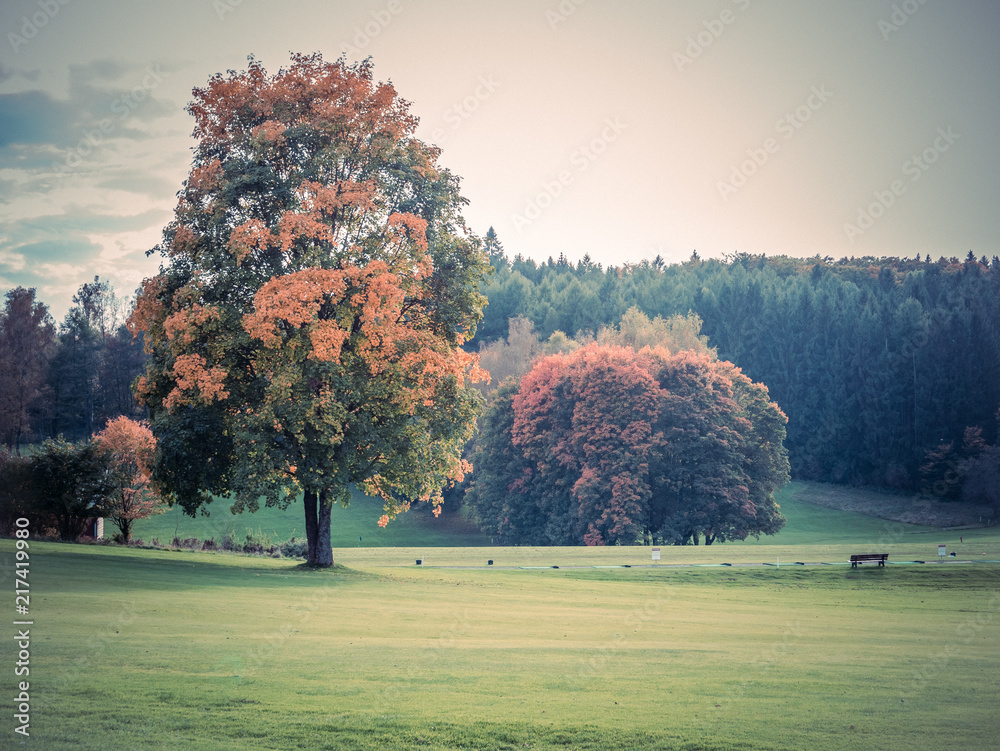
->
467;344;788;545
129;54;489;566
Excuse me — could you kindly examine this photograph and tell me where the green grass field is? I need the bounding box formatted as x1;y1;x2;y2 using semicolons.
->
4;483;1000;750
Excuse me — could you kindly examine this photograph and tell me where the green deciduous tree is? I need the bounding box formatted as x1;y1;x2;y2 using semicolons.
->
130;54;489;566
29;437;111;541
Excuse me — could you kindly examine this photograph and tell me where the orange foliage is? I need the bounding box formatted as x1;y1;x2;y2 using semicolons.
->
387;212;429;252
169;225;198;258
127;276;167;345
95;417;163;539
163;303;220;346
188;54;416;151
228;218;272;263
187;158;223;193
164;353;229;410
252;120;287;145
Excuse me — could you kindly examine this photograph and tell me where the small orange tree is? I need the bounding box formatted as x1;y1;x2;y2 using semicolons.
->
95;416;163;543
129;54;489;565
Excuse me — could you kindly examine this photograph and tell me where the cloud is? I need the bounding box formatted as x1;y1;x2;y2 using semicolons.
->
0;246;26;272
0;90;74;148
0;56;186;319
0;59;178;169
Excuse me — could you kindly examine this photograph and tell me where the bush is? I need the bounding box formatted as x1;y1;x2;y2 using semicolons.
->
280;537;309;559
242;528;272;555
28;438;113;540
0;451;35;537
202;538;217;551
220;530;239;551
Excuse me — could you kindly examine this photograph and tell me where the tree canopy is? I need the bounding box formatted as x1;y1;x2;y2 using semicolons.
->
129;53;490;565
475;246;1000;495
0;288;54;453
466;343;788;545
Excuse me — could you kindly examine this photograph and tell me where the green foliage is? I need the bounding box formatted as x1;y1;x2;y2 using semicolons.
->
28;436;112;540
44;278;144;442
596;306;714;357
279;536;308;558
0;451;34;535
472;245;1000;494
130;55;490;566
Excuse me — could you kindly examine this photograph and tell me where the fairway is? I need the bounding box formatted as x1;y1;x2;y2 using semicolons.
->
4;512;1000;750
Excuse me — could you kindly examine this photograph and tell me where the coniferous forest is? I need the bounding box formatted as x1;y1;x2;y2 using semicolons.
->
475;233;1000;501
3;239;1000;511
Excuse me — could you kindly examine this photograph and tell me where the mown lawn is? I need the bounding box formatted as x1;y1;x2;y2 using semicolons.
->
4;534;999;750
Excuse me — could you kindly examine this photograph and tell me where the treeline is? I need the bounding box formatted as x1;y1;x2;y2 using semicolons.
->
475;231;1000;496
4;241;999;506
0;278;146;451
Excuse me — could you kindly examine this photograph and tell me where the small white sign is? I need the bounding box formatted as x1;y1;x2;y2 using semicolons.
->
938;544;946;557
651;547;661;561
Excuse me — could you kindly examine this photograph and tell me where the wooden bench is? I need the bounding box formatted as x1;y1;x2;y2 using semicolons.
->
850;553;888;568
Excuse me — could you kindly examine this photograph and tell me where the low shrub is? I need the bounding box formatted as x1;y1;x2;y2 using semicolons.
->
280;537;309;559
220;530;239;552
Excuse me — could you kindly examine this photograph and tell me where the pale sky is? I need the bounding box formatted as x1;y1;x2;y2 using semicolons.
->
2;0;999;321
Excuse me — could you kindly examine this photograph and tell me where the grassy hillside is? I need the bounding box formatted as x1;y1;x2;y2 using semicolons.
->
126;481;989;555
6;538;1000;750
129;487;491;548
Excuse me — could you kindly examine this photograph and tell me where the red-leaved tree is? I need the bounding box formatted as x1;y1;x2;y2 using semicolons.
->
468;344;788;545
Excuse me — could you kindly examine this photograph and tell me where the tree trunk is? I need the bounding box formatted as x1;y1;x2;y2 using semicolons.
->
316;490;334;567
303;488;319;564
303;488;334;567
